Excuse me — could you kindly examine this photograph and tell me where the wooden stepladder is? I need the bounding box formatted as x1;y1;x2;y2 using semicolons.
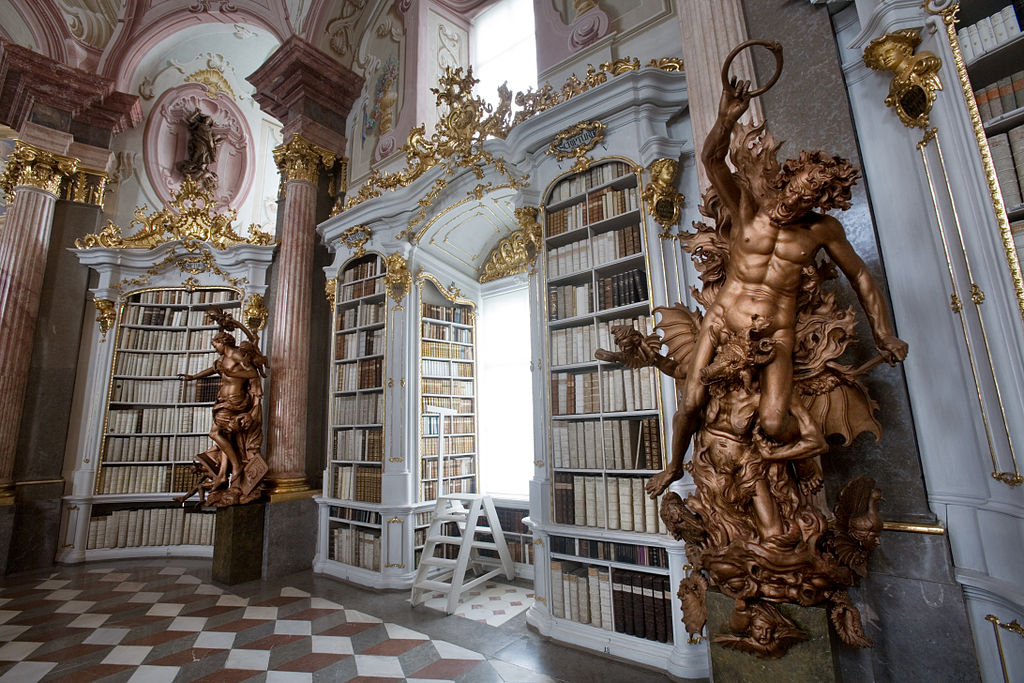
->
410;493;515;614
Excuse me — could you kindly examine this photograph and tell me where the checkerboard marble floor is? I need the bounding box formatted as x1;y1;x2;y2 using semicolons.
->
419;582;534;626
0;560;674;683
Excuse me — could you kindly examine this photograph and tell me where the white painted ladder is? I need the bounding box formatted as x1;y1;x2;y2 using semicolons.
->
410;493;515;614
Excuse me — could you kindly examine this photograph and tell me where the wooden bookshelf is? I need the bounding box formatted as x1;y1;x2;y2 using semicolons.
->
418;279;478;502
542;159;672;648
328;253;386;505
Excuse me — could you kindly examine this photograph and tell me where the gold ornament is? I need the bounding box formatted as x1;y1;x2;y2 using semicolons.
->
75;176;271;251
244;293;268;331
642;158;685;236
185;68;237;99
863;28;943;129
478;206;542;283
94;299;116;340
0;141;79;203
384;252;411;306
274;134;336;185
325;279;337;308
548;120;606;173
340;225;373;258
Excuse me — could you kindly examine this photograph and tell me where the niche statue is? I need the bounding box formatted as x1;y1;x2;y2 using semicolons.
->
597;41;907;658
178;308;269;507
177;108;222;191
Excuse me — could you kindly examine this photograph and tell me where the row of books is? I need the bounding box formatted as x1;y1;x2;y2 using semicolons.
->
87;508;215;549
97;464;172;495
110;378;215;405
336;328;384;360
421;414;475;434
419;396;474;414
546;223;643;280
597;269;648;311
331;427;383;462
546;186;639;237
551;417;663;471
115;350;215;377
478;536;533;564
554;473;665;533
421;377;455;395
548;161;633;203
422;302;473;324
107;406;214;435
550;370;600;415
420;454;476;479
419;476;477;501
120;327;226;352
958;5;1021;62
602;366;659;413
133;289;235;305
420;340;475;360
122;306;232;328
329;506;383;524
340;276;384;300
974;70;1024;123
550;535;669;568
548;282;592;321
332;392;384;426
990;126;1024;208
337;301;385;330
420;359;474;379
550;314;656;368
341;256;380;283
420;434;474;455
336;357;383;391
422;320;472;342
329;525;382;570
331;464;382;502
104;434;209;463
494;506;530;535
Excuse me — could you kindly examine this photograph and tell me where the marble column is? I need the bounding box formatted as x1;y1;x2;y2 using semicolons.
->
265;134;336;493
677;0;762;189
0;142;78;503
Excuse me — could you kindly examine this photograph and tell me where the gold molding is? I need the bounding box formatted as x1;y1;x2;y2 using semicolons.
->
244;293;268;331
478;206;542;283
75;176;274;251
185;68;237;100
0;141;79;202
384;252;411;306
986;614;1024;683
548;120;606;174
65;169;109;207
274;134;336;185
94;298;116;340
109;245;248;294
642;158;686;237
881;521;945;534
340;225;372;257
864;28;943;129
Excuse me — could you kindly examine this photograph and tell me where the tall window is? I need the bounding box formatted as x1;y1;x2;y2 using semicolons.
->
470;0;537;109
478;284;533;497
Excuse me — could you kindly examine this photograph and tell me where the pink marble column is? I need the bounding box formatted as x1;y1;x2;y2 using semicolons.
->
265;135;335;493
0;143;78;501
677;0;763;189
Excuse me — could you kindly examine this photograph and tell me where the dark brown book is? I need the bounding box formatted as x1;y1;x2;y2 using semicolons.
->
642;574;658;641
616;571;632;634
653;575;667;642
629;572;645;638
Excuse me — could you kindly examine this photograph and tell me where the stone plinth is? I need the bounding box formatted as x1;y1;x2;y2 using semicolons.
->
213;502;266;585
707;591;837;683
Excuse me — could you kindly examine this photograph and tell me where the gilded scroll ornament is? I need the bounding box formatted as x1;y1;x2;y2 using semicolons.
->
185;68;237;99
602;42;908;658
864;28;943;129
642;158;685;237
340;225;373;258
74;176;271;251
243;293;268;331
325;279;337;308
0;141;79;203
548;120;606;174
478;206;542;283
274;134;336;185
94;299;116;340
384;252;411;305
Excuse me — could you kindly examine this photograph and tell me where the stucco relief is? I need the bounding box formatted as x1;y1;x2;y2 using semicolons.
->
327;0;369;62
143;83;254;211
55;0;119;49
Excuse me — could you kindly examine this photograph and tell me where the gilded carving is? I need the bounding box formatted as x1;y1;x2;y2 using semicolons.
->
478;206;542;283
274;134;337;185
605;43;907;658
642;158;685;237
185;68;237;100
94;298;116;340
0;141;79;203
243;293;268;331
340;225;373;258
864;28;943;129
548;120;606;174
325;279;337;308
75;176;272;251
384;252;411;305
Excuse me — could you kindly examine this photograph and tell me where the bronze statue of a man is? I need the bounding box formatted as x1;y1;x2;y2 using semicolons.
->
177;108;222;190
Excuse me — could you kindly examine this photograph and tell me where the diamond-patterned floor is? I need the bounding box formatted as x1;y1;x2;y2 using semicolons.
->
0;564;526;682
419;582;534;626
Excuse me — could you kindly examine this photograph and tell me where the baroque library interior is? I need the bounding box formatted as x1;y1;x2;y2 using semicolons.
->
1;1;1023;681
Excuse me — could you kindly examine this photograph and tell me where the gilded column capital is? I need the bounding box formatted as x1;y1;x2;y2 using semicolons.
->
273;134;336;185
0;141;79;202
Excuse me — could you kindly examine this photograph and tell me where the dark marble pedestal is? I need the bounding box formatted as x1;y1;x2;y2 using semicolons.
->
213;502;265;585
707;591;838;682
0;503;13;576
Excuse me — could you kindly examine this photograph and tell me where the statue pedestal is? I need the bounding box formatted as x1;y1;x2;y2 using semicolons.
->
213;502;265;585
707;591;838;682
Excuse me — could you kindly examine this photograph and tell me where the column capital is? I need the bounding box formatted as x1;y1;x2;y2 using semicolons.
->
247;35;364;137
0;141;79;202
273;134;336;185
